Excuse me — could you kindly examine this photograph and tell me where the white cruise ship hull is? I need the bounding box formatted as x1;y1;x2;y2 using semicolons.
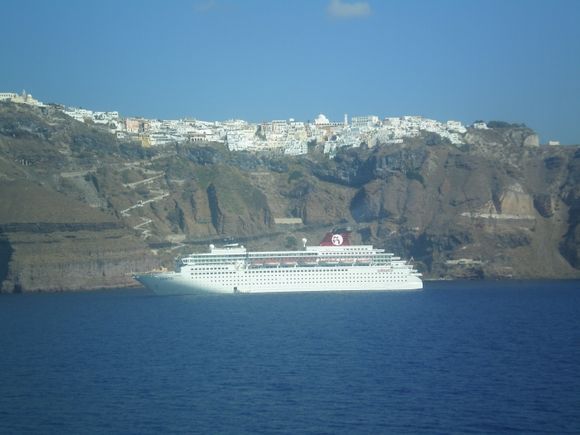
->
135;265;423;296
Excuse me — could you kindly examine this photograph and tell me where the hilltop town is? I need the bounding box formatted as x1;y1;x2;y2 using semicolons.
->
2;90;551;155
1;91;578;292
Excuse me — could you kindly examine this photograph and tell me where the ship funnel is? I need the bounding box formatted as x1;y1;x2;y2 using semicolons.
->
319;228;351;246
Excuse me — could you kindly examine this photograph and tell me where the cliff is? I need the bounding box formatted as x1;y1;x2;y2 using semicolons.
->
0;103;579;292
0;104;155;292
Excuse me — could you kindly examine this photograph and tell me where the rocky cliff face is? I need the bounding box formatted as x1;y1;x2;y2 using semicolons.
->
0;104;155;292
0;180;156;292
0;103;579;292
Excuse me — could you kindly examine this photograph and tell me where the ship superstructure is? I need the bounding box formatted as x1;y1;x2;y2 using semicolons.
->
135;229;422;295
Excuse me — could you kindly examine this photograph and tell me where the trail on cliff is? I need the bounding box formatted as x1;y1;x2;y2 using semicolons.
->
0;102;579;291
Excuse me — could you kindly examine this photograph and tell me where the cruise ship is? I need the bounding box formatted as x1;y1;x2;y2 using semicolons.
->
134;229;422;295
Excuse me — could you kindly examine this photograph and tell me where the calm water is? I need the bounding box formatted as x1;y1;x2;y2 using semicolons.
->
1;281;579;434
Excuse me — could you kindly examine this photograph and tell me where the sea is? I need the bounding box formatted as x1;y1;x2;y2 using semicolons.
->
1;280;579;434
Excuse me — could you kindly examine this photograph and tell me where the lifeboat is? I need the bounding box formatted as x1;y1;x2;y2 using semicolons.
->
264;261;280;267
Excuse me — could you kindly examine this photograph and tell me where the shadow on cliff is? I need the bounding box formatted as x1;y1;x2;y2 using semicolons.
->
0;234;15;292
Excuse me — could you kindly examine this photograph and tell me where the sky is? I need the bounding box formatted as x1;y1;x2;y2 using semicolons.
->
1;0;580;144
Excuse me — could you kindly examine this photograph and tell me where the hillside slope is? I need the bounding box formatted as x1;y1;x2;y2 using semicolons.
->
1;103;579;291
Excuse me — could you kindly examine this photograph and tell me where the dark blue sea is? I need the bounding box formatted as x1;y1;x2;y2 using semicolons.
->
1;281;579;434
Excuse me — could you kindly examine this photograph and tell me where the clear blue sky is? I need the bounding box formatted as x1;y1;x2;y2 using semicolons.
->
2;0;579;144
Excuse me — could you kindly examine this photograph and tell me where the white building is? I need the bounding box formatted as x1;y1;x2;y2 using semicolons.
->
226;128;259;151
0;92;18;101
284;139;308;156
373;116;466;146
0;91;43;106
351;115;379;129
314;114;331;126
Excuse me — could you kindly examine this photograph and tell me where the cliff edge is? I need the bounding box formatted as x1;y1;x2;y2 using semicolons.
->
0;103;579;291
